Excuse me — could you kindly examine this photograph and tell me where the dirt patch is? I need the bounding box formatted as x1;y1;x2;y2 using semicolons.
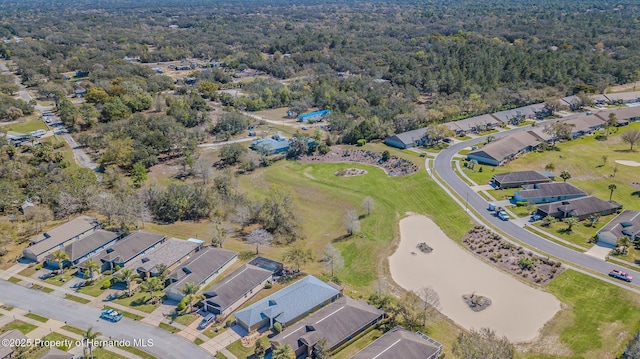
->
335;168;368;177
300;148;419;176
462;225;565;285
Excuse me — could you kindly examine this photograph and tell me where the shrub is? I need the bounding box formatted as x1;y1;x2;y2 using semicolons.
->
518;257;535;271
176;300;186;312
226;319;235;328
35;265;42;271
356;139;366;146
273;322;282;334
264;282;273;289
103;270;113;276
101;279;112;289
239;250;256;261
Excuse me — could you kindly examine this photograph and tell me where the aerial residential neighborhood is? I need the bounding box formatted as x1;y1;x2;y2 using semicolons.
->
1;1;640;359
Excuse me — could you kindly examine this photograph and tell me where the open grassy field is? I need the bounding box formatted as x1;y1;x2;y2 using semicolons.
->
5;118;47;134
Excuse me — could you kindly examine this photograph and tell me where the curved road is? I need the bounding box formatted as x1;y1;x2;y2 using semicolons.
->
432;121;640;286
0;281;213;359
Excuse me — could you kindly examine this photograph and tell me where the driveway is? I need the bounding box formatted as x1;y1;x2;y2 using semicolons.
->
431;116;640;288
0;280;214;359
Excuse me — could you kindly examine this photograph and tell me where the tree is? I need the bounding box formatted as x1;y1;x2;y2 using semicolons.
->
140;276;164;302
114;268;139;297
272;343;295;359
468;159;478;171
617;237;631;255
588;214;600;227
453;328;514;359
606;113;618;135
51;250;69;272
323;244;344;278
180;282;205;313
210;217;233;248
559;170;571;182
246;228;273;254
397;291;423;331
564;217;578;231
131;162;148;187
82;260;100;282
83;327;101;359
220;143;247;166
543;122;574;146
155;264;170;284
314;338;331;359
254;338;267;359
420;287;440;326
363;196;374;217
621;129;640;151
287;133;311;159
258;186;302;244
283;245;314;272
344;209;361;236
609;183;617;201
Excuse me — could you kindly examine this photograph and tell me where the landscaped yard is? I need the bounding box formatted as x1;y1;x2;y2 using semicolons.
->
532;218;609;249
506;204;534;218
43;269;79;287
112;291;162;313
0;320;37;334
171;313;198;326
226;337;269;359
77;276;112;297
5;119;47;134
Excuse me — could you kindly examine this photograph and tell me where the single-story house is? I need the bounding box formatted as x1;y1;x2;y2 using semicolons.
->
201;263;274;318
45;230;119;269
0;330;28;359
535;196;621;221
234;275;342;332
74;88;87;98
3;130;28;145
270;296;384;358
350;326;442;359
596;106;640;126
384;128;427;149
492;103;548;123
443;121;465;135
491;170;553;189
23;216;101;262
447;113;502;134
97;231;166;272
36;347;72;359
603;91;640;104
592;94;610;106
513;182;587;204
125;238;202;278
563;114;605;138
250;136;290;154
597;210;640;246
467;131;544;166
561;95;582;111
298;110;330;122
165;247;238;301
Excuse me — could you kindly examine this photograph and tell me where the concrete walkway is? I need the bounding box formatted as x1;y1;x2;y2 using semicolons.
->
199;325;245;356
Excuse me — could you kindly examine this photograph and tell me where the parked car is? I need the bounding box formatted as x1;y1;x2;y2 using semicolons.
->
497;211;510;221
39;271;55;280
529;214;542;222
100;309;123;322
301;126;308;130
609;269;632;282
197;313;216;330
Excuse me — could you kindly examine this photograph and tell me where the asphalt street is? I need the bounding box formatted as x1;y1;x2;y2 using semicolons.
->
432;119;640;285
0;280;213;359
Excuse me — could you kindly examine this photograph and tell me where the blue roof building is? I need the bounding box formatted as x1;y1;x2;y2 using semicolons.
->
250;136;290;154
234;275;342;332
298;109;330;122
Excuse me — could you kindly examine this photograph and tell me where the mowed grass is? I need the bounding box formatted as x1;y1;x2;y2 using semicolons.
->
516;270;640;359
5;119;47;134
112;291;162;313
1;320;37;334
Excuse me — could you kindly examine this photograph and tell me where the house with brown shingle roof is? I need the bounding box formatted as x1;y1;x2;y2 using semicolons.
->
467;131;544;166
513;182;587;204
491;171;553;189
350;326;442;359
125;238;202;277
270;296;384;358
97;231;166;272
22;216;101;262
0;330;28;359
536;196;621;221
44;230;119;269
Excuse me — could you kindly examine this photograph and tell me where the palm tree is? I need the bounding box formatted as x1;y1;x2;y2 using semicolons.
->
83;327;101;359
82;260;100;283
154;264;169;285
140;276;164;303
179;282;203;313
51;250;69;273
609;183;617;201
617;237;631;255
272;343;295;359
114;268;139;297
564;217;579;232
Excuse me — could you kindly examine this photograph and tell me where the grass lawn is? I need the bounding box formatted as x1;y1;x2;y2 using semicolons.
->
202;326;223;339
505;204;534;218
61;325;85;336
1;320;37;334
194;337;204;345
216;352;229;359
5;120;47;134
158;322;180;333
65;294;90;304
334;329;383;359
18;266;38;277
8;277;21;283
24;313;48;323
43;269;78;287
42;332;76;349
119;346;157;359
517;270;640;359
532;218;608;249
92;348;128;359
77;277;112;297
226;337;269;358
112;291;162;313
171;313;198;326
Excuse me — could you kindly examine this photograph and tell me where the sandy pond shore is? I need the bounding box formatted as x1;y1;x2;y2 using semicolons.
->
389;215;560;342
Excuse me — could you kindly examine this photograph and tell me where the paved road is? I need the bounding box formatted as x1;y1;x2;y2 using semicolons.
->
432;118;640;286
0;280;214;359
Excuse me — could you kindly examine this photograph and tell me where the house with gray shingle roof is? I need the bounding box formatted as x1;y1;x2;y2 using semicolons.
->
384;128;427;149
125;238;202;277
467;131;544;166
234;275;342;332
23;216;101;262
0;329;28;359
350;326;442;359
491;171;553;189
270;296;384;358
165;247;238;301
97;231;166;272
536;196;621;221
513;182;587;204
36;347;72;359
597;210;640;246
202;262;276;318
44;230;118;269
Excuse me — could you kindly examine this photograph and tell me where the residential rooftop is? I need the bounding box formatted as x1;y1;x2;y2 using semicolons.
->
0;330;28;358
166;247;237;292
515;182;586;200
492;170;552;188
126;238;201;275
203;264;273;312
98;231;166;264
536;196;621;219
45;229;118;263
598;210;640;242
26;216;100;256
350;326;442;359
